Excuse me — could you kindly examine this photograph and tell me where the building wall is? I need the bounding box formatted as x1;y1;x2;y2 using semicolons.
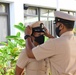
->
0;0;76;35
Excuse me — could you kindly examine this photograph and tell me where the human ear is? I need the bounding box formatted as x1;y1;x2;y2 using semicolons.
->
59;23;64;30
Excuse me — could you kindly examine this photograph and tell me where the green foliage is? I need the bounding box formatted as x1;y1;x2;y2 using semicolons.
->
14;22;26;32
0;22;26;75
0;22;49;75
73;28;76;35
44;36;49;42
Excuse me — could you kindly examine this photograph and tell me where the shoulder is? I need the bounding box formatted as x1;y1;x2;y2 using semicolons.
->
47;37;67;48
18;49;29;60
47;38;62;44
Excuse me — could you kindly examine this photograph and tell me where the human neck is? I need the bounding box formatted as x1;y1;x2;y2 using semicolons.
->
60;29;73;36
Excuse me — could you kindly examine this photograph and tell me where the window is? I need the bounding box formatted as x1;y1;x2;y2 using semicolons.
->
0;3;9;42
24;7;38;25
24;7;37;15
24;5;56;36
40;9;55;35
60;10;76;16
0;4;6;12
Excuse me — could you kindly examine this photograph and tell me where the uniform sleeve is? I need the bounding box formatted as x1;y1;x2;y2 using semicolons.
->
32;39;56;61
16;49;29;69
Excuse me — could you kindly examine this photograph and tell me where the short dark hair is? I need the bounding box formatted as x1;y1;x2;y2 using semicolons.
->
62;22;74;29
55;17;74;29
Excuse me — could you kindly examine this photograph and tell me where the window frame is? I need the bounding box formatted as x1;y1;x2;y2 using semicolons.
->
24;5;56;36
0;3;10;42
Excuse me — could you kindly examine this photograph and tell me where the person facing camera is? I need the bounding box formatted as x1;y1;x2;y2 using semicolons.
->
15;21;54;75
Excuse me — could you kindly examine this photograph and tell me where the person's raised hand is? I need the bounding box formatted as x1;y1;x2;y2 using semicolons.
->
44;26;54;38
25;26;32;35
44;26;50;37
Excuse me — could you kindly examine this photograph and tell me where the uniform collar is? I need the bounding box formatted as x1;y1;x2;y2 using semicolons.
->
60;31;74;37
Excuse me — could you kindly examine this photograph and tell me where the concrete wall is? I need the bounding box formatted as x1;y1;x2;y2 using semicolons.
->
0;0;76;35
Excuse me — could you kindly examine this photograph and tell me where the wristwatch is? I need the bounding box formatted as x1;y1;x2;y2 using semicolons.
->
24;35;31;40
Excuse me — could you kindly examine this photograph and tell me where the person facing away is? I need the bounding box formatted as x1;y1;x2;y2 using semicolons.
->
25;11;76;75
15;21;54;75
